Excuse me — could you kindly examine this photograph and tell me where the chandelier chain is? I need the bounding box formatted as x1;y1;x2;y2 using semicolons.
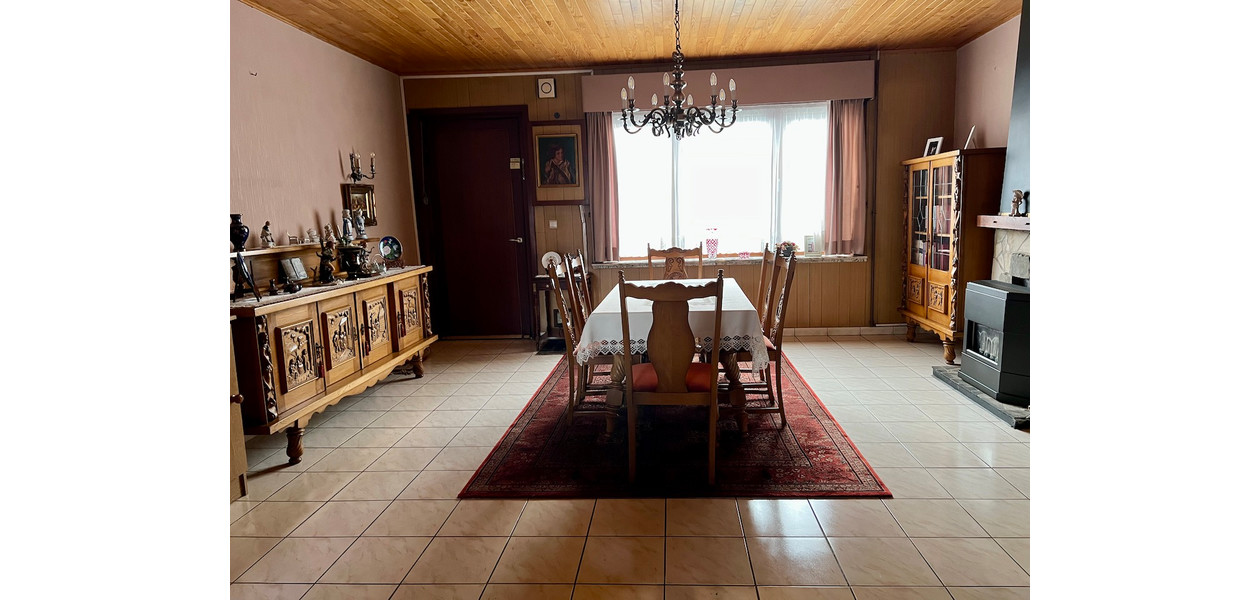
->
674;0;681;54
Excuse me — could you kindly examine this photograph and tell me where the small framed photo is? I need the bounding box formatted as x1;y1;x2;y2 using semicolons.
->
535;131;581;189
280;257;309;282
341;183;377;226
923;137;944;157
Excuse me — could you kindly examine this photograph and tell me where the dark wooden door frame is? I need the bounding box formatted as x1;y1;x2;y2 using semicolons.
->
407;105;537;338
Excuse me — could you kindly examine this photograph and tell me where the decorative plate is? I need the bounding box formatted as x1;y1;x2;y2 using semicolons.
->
541;251;563;272
379;236;403;261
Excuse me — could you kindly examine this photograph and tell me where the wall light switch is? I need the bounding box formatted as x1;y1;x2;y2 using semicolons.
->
548;220;558;229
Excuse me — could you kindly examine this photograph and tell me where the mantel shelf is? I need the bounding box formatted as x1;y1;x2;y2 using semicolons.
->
230;238;381;259
976;215;1030;231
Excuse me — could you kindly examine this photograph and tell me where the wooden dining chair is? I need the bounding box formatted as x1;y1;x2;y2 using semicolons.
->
546;258;617;428
618;269;724;484
565;251;613;386
647;245;704;280
725;251;796;428
753;243;775;323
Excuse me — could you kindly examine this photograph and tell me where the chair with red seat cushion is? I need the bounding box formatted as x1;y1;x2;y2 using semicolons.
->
618;269;724;484
723;251;797;428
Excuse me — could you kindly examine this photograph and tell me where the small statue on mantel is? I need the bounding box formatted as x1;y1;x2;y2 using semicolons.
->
323;224;335;245
354;209;368;240
1010;190;1027;218
306;227;318;244
260;221;276;248
342;209;355;244
315;240;337;284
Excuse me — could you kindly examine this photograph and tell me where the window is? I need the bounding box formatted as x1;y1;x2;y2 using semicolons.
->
614;102;829;257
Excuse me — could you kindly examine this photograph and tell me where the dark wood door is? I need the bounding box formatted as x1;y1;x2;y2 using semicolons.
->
411;110;532;337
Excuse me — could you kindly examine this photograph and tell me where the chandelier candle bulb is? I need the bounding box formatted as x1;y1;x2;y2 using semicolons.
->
651;93;658;106
621;87;628;109
710;72;717;94
687;94;693;106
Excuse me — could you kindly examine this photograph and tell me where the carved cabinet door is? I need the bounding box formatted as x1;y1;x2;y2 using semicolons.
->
391;276;423;351
357;284;393;368
269;304;325;412
318;294;362;386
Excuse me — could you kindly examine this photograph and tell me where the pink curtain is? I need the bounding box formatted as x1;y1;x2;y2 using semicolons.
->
824;99;866;255
586;112;620;261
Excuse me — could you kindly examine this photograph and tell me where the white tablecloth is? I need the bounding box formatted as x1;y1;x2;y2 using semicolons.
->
574;278;769;372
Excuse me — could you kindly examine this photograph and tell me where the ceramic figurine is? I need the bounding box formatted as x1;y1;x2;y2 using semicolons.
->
342;209;354;243
1011;190;1026;217
306;228;318;244
355;209;368;239
230;214;249;251
260;221;276;248
316;241;337;284
323;225;335;244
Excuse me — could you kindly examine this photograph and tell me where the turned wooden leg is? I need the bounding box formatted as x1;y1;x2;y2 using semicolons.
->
237;474;248;497
942;339;957;365
906;322;917;342
286;425;305;465
719;352;748;433
409;352;425;379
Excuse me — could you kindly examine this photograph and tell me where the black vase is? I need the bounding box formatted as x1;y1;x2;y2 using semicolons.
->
230;214;250;251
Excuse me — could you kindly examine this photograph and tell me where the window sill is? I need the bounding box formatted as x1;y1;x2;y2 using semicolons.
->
590;254;868;269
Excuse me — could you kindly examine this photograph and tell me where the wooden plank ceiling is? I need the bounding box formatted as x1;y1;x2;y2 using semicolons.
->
241;0;1021;75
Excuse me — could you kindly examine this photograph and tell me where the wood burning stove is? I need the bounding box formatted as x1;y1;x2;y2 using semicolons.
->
959;280;1030;406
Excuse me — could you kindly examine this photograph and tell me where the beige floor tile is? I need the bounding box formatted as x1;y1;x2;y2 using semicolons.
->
229;502;323;537
850;443;921;468
231;499;261;524
291;500;390;537
349;396;405;411
835;422;898;443
666;498;743;536
449;426;510;446
916;404;992;422
745;537;846;586
403;536;508;583
229;583;311;600
926;468;1024;499
851;391;910;405
850;588;951;600
995;538;1030;573
995;469;1030;497
248;447;332;474
665;537;754;585
481;584;574;599
319;411;386;429
572;585;664;600
267;472;357;502
866;404;931;422
332;471;418;501
362;499;458;537
911;538;1029;587
438;395;494;410
367;447;440;471
868;468;950;499
483;396;531;410
368;411;431;428
300;428;362;448
397;470;473;499
956;499;1029;538
826;405;879;423
231;537;281;581
437;499;526;536
341;427;410;448
490;536;587;583
737;499;823;537
882;422;956;443
427;446;494;470
320;536;431;583
468;370;514;383
902;443;988;468
424;372;475;385
394;396;447;412
467;409;525;427
396;427;461;447
883;500;987;537
390;584;484;600
961;443;1030;468
419;410;479;428
371;381;427;396
577;536;666;584
809;499;904;537
757;587;856;600
665;585;757;599
589;499;666;536
307;448;388;472
514;499;596;536
300;584;397;599
458;383;508;396
829;537;940;586
237;471;299;502
946;588;1030;600
238;537;355;583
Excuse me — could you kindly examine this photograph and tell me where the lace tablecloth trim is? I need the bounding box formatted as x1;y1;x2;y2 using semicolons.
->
575;335;769;372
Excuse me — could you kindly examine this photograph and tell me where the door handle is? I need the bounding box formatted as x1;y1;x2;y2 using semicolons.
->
509;237;524;243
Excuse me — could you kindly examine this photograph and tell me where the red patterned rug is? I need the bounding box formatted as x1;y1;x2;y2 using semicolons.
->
460;354;891;498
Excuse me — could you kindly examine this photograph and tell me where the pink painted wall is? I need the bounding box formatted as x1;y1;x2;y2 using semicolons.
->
230;1;418;260
954;16;1021;149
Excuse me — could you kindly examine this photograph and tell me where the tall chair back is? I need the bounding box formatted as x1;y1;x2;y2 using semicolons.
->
563;252;591;331
765;253;798;350
647;245;704;280
753;244;775;322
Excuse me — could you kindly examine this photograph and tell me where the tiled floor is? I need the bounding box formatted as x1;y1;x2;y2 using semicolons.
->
231;335;1030;599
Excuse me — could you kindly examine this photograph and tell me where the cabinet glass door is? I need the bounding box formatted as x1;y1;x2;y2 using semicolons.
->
930;162;954;271
910;167;929;266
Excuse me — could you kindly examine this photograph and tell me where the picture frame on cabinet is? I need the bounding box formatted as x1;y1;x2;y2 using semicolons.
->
923;137;943;157
341;183;377;226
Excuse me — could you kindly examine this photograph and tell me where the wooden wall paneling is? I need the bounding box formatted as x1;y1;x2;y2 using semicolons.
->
872;50;956;324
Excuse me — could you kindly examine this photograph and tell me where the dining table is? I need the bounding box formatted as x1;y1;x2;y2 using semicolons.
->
574;277;769;432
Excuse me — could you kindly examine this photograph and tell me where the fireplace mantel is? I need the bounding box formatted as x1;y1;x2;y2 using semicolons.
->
977;215;1030;231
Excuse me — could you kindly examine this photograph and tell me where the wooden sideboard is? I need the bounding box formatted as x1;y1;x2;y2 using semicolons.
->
229;265;438;464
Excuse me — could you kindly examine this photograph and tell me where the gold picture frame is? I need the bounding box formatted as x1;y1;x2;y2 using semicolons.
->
341;183;377;226
534;131;581;189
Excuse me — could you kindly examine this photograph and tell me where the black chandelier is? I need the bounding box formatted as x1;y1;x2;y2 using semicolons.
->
619;0;738;139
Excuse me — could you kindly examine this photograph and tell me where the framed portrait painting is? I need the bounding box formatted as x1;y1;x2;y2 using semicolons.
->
534;132;581;189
